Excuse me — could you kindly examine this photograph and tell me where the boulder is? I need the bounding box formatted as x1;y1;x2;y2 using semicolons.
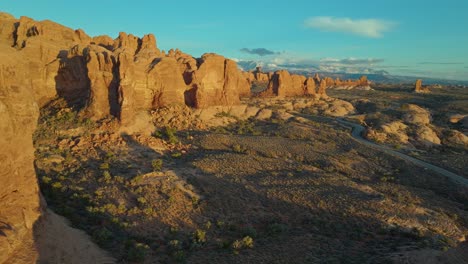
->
444;130;468;147
415;125;440;146
256;108;273;120
401;104;431;125
323;99;355;117
381;121;409;143
448;114;466;124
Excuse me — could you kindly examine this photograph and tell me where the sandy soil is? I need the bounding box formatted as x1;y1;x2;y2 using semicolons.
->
34;209;114;264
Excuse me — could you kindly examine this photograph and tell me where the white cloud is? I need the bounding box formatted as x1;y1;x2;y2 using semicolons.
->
320;57;384;65
235;53;388;75
304;16;396;38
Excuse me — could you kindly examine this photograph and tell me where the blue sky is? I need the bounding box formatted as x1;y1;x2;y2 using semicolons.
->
2;0;468;80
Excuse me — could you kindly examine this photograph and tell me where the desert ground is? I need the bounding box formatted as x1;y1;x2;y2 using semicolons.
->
33;84;468;263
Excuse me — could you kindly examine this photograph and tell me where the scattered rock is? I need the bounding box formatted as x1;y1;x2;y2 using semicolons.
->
444;130;468;147
415;125;440;146
256;109;273;120
448;114;466;124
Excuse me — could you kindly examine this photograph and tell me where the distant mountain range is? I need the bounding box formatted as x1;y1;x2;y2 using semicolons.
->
237;60;468;86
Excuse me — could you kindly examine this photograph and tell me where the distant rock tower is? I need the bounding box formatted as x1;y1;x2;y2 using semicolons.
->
414;79;430;93
317;79;328;98
313;73;321;83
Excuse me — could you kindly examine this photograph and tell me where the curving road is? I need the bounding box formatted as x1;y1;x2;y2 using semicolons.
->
296;113;468;187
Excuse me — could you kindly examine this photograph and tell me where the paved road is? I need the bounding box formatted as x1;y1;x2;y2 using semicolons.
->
296;113;468;187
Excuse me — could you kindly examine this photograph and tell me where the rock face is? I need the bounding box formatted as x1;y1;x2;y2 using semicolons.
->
0;43;41;264
414;79;430;93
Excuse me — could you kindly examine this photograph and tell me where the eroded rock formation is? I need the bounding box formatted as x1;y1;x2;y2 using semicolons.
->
333;75;372;90
186;53;250;108
414;79;430;93
260;70;309;97
0;12;254;127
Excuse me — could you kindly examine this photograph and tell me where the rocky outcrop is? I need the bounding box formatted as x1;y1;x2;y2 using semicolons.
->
260;70;306;97
333;75;372;90
366;104;443;147
414;79;430;93
0;13;254;126
304;77;317;96
401;104;440;145
401;104;432;125
415;125;441;146
366;121;409;144
313;73;321;83
253;67;269;82
187;53;248;108
444;130;468;147
84;45;119;120
317;79;328;98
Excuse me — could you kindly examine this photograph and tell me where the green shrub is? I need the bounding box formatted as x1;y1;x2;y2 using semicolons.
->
41;176;52;184
172;250;186;262
152;159;163;171
171;152;182;158
168;239;181;250
102;171;112;183
126;242;150;262
92;228;113;245
193;229;206;244
51;182;63;189
153;127;179;144
143;207;154;216
232;144;247;153
137;197;147;205
99;162;110;170
242;236;254;248
232;240;242;250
